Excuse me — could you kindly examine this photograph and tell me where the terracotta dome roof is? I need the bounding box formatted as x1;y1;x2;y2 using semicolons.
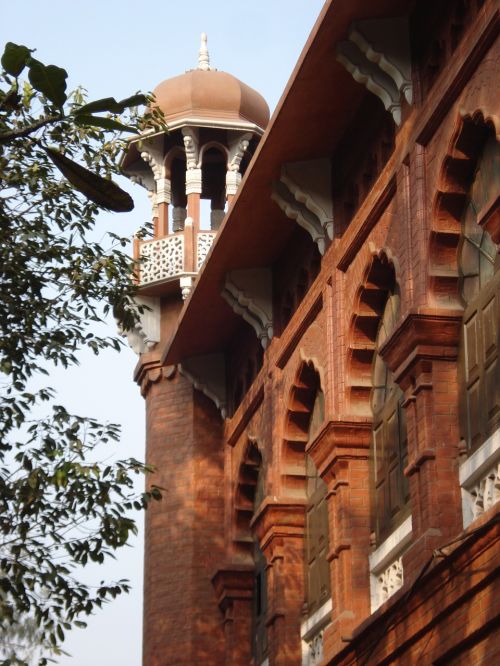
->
152;36;270;132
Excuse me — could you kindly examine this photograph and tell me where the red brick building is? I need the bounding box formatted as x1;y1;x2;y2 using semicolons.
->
123;2;499;664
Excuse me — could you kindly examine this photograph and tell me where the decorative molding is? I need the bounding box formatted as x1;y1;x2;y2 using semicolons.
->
336;17;413;126
301;599;332;666
221;268;273;348
272;158;333;254
120;296;161;355
226;384;265;448
460;428;500;528
179;353;227;418
139;235;184;286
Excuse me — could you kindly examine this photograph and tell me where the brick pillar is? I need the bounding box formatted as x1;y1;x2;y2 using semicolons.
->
381;311;464;580
137;362;225;666
252;499;306;666
307;420;372;657
212;565;254;665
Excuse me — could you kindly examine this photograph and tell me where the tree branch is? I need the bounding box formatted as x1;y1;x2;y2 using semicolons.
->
0;114;61;144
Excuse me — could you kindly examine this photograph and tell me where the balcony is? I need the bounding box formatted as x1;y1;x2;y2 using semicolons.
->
134;224;216;296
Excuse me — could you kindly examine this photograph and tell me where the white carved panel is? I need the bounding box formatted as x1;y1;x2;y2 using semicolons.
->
460;429;500;528
197;232;216;269
139;235;184;286
467;464;500;521
300;599;331;666
376;557;403;608
369;515;411;612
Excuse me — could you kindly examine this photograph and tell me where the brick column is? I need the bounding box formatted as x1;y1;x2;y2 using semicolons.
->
381;311;464;580
136;361;225;666
212;565;254;665
252;499;306;666
307;420;372;657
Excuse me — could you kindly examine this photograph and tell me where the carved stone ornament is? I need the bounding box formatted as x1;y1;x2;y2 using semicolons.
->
182;127;200;170
221;268;273;348
336;17;413;125
179;354;226;418
139;236;185;286
228;132;252;172
119;296;161;355
272;159;333;254
156;177;172;205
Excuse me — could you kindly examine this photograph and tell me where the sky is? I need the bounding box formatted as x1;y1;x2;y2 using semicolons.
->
0;1;325;664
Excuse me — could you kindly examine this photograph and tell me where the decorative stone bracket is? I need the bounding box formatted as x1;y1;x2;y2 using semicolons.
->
221;268;273;348
226;132;252;197
179;353;227;418
336;17;412;125
119;295;161;355
272;159;333;254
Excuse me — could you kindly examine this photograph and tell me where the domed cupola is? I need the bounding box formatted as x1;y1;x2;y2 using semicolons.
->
123;35;269;306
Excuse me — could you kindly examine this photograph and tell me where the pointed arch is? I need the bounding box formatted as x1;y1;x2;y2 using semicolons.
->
233;437;263;562
429;111;499;307
281;359;324;498
347;249;399;417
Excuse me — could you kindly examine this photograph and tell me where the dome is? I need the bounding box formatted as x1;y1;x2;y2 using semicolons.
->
152;35;270;133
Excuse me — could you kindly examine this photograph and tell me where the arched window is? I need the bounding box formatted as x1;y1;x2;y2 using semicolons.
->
304;389;331;616
459;134;500;452
371;286;410;544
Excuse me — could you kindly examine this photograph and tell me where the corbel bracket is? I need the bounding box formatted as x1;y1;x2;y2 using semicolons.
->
221;268;273;348
272;158;333;254
119;296;161;355
179;353;227;418
337;16;412;125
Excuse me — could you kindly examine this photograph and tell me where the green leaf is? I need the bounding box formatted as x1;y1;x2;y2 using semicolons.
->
28;59;67;107
116;93;147;109
73;114;139;134
1;42;32;77
74;93;147;116
43;146;134;212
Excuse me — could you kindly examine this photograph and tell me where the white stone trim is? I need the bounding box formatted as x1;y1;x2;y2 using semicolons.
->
300;599;332;666
369;516;412;612
460;428;500;528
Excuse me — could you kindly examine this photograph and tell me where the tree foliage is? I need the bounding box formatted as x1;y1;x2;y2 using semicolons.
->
0;43;162;664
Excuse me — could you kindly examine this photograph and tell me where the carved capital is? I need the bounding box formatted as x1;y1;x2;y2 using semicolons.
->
251;497;306;553
306;419;372;487
211;564;254;616
185;168;202;195
226;170;242;197
156;177;171;205
378;309;462;384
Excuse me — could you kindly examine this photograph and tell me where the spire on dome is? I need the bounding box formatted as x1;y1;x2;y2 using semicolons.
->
198;33;211;71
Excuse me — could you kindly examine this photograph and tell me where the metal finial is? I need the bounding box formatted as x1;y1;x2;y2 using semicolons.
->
198;32;211;71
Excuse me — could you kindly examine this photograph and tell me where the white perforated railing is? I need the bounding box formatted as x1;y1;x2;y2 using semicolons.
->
197;232;216;270
139;235;184;286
